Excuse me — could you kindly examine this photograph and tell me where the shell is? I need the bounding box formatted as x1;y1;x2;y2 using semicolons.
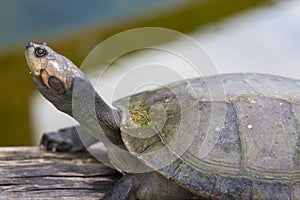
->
114;73;300;199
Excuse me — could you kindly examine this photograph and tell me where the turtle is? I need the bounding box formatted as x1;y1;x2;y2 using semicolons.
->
25;42;300;200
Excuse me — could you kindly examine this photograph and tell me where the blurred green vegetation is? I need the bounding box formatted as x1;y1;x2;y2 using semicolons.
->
0;0;270;146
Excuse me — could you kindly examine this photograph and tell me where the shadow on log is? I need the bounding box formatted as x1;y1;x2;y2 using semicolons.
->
0;147;121;199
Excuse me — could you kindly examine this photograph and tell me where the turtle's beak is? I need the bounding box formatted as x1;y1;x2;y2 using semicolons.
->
25;42;42;76
26;41;34;49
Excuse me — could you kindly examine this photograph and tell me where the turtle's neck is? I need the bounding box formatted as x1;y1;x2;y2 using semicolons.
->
94;92;122;145
71;75;123;145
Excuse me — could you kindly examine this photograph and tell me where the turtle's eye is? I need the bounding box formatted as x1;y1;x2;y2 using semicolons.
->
35;47;48;57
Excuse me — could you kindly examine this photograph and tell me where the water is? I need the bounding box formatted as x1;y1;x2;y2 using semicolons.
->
197;0;300;78
31;0;300;144
0;0;180;49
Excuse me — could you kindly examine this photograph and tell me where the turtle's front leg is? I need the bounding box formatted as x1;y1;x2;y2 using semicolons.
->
101;173;146;200
101;172;194;200
41;125;98;152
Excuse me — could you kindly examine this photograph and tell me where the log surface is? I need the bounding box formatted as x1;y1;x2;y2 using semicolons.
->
0;147;120;199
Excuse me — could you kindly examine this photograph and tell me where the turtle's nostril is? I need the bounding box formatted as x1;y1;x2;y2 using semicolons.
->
26;42;34;49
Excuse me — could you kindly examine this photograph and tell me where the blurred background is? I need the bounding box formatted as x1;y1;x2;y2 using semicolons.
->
0;0;299;146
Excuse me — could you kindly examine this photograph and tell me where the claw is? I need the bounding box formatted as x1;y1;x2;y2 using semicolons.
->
40;127;87;153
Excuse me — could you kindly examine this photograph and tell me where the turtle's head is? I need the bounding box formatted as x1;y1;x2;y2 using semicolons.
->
25;42;122;144
25;42;79;94
25;42;85;116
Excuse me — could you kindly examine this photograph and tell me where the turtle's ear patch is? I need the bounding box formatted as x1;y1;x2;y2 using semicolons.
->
48;76;66;94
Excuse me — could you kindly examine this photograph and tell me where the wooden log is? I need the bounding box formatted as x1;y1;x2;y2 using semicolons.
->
0;147;121;199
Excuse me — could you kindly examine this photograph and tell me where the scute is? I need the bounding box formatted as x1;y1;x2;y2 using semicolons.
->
113;73;300;198
245;73;300;100
233;95;300;181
